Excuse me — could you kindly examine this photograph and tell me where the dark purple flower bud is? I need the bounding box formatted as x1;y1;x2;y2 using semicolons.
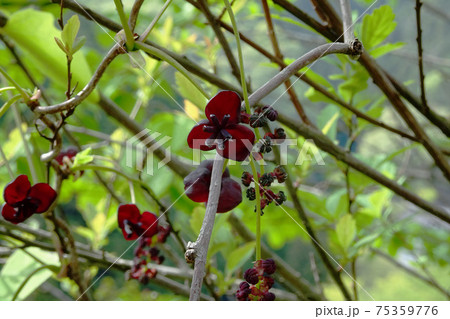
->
262;275;275;289
275;191;287;206
246;187;256;201
261;292;276;301
262;106;278;121
259;173;274;187
273;128;286;140
250;113;268;128
244;268;259;285
272;166;287;183
262;259;276;275
241;171;253;187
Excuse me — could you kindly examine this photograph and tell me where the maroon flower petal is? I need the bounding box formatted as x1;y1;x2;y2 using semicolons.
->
3;175;31;206
118;204;141;229
1;204;32;224
205;91;241;125
139;212;159;238
216;178;242;213
187;119;216;151
218;125;255;161
28;183;57;213
184;167;211;202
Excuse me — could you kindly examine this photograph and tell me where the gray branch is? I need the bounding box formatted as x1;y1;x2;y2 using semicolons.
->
339;0;355;43
246;42;361;107
185;153;224;301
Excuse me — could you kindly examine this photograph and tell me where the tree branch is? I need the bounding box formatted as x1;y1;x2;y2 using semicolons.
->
185;153;224;301
277;112;450;224
33;44;124;114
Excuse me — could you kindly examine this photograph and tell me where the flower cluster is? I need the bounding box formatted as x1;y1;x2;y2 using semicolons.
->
236;258;277;301
245;105;278;129
183;159;242;213
187;91;255;162
118;204;171;284
241;166;287;214
1;175;57;224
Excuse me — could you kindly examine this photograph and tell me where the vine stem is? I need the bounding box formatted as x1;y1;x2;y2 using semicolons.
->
135;41;210;99
223;0;263;260
139;0;173;42
113;0;135;50
186;153;224;301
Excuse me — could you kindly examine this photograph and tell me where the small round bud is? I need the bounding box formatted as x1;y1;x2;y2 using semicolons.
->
275;191;287;206
262;292;276;301
262;258;276;275
250;113;268;128
262;106;278;121
246;187;256;201
241;171;253;187
244;268;259;285
273;128;286;140
259;173;274;187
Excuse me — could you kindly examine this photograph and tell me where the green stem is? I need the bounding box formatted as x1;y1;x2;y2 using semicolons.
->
136;41;210;99
139;0;173;42
114;0;135;50
0;94;22;118
12;265;55;301
0;86;17;94
223;0;262;260
0;67;29;102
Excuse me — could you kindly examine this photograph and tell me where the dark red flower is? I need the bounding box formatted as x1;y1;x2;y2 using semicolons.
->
187;91;255;161
2;175;57;224
183;160;242;213
117;204;159;241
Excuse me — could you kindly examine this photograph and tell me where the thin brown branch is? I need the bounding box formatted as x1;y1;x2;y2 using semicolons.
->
277;112;450;224
33;44;124;114
260;0;312;125
196;0;241;82
415;0;428;111
128;0;145;31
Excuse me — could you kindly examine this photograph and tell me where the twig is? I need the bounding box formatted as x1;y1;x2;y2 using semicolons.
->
278;112;450;224
196;0;241;82
33;44;124;114
128;0;145;31
339;0;354;43
185;153;224;301
372;248;450;298
246;42;362;108
309;252;323;296
260;0;312;125
415;0;428;111
139;0;173;42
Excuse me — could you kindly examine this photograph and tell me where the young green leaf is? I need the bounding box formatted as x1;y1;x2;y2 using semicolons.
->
61;15;81;52
336;214;356;251
72;147;94;169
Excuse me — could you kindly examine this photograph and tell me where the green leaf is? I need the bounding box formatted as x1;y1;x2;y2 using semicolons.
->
360;5;397;51
336;214;356;251
317;105;340;140
0;247;59;301
72;36;86;55
175;72;207;110
61;15;80;52
72;147;93;169
190;206;205;234
370;42;405;58
54;37;68;54
226;241;255;273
